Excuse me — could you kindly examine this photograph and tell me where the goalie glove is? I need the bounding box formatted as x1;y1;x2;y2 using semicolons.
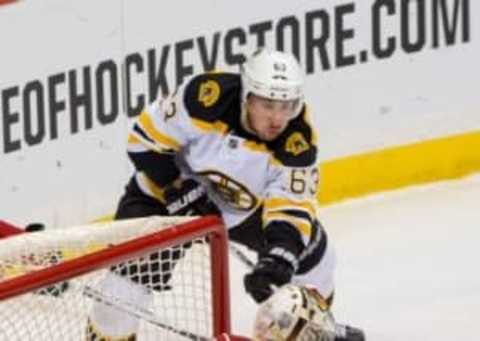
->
163;178;219;216
244;247;297;303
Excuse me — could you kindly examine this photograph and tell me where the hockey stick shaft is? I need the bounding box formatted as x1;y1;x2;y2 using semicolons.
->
229;242;255;269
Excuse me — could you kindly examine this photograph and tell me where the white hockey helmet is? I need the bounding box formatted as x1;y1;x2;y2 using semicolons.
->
241;49;305;118
253;284;336;341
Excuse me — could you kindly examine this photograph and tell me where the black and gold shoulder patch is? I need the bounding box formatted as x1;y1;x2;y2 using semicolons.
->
183;72;242;124
269;106;318;167
285;132;310;156
198;79;221;108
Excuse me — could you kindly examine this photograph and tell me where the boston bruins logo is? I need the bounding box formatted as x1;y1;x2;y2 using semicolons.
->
198;80;220;108
285;132;310;156
198;170;257;211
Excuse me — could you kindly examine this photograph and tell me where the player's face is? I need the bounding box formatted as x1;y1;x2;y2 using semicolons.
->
246;94;296;141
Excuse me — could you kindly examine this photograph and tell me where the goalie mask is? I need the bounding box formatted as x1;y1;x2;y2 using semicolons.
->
253;284;336;341
241;49;305;120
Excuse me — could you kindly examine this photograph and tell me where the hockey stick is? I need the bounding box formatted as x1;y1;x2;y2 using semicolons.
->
229;242;256;269
83;285;210;341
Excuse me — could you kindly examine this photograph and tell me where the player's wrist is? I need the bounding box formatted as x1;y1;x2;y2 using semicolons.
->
260;246;298;273
263;221;305;260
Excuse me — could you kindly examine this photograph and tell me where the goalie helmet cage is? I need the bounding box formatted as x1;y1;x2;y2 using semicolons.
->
0;217;249;341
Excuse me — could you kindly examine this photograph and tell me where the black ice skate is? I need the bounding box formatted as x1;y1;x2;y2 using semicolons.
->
334;323;365;341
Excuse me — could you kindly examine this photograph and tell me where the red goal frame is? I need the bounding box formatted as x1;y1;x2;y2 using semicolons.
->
0;216;237;338
0;0;19;6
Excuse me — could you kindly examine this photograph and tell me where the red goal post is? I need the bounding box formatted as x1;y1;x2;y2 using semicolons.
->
0;217;249;340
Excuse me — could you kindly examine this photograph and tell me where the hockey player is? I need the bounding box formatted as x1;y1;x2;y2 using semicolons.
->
89;49;364;341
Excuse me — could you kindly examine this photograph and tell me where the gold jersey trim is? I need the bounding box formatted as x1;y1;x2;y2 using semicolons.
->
137;173;166;203
138;111;181;151
127;133;141;144
263;211;312;237
264;197;317;218
191;118;229;135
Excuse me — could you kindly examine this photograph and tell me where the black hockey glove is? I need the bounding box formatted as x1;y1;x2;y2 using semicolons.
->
25;223;45;232
244;251;295;303
163;178;219;216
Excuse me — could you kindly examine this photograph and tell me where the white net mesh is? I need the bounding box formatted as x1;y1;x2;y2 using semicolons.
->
0;216;227;341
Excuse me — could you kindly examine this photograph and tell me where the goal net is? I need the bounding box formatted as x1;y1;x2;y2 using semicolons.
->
0;216;232;341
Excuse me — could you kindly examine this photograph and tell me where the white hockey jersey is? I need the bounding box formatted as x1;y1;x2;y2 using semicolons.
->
127;73;320;244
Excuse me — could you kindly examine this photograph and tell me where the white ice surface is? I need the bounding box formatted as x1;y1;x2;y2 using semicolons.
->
230;174;480;340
